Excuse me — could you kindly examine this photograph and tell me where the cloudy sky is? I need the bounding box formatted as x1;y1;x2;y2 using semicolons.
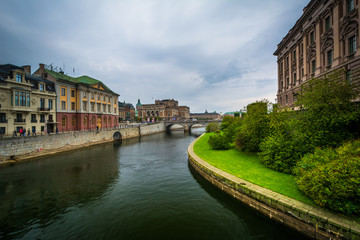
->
0;0;309;113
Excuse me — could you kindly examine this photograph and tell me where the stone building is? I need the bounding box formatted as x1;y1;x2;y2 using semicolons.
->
33;64;119;131
191;110;221;120
274;0;360;107
0;64;57;136
136;99;190;121
118;101;135;121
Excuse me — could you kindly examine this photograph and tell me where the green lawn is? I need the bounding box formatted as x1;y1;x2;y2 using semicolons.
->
193;133;313;205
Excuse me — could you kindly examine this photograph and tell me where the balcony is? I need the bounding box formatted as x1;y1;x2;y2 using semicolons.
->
0;119;8;123
31;119;37;123
38;107;50;112
14;119;26;124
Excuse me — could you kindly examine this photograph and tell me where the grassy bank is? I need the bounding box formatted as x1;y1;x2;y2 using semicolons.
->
193;133;313;205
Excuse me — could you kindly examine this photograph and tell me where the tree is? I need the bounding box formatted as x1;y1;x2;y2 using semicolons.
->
235;100;270;152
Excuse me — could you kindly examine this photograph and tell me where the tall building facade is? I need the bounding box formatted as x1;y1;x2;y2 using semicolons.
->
0;64;57;136
274;0;360;107
33;64;119;131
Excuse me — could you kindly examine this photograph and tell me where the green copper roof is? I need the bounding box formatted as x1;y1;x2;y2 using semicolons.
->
45;69;117;95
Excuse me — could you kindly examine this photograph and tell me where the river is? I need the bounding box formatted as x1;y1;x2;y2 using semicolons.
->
0;129;310;240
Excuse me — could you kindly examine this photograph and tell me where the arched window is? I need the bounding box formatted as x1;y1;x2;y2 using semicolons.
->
108;117;111;126
84;116;88;126
92;117;96;126
62;116;66;126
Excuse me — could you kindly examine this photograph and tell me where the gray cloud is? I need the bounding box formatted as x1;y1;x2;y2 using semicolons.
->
0;0;309;112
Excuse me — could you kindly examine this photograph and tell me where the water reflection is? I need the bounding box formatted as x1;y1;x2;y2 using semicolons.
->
0;144;120;239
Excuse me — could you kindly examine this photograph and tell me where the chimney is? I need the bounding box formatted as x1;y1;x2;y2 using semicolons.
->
39;63;45;78
22;65;31;75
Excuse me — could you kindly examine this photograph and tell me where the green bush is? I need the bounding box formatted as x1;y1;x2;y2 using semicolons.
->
208;132;231;150
295;140;360;216
206;122;220;133
235;100;270;152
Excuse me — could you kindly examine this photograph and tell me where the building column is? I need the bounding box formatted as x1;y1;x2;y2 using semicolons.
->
333;2;342;66
315;18;322;75
302;35;308;81
296;44;300;85
356;3;360;56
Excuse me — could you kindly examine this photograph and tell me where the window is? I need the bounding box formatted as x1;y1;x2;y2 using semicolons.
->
327;50;333;65
20;92;26;106
39;84;44;91
97;94;100;101
40;114;45;123
108;105;111;113
103;104;106;112
15;91;19;106
49;115;53;122
293;73;297;86
83;102;87;111
31;114;37;123
280;62;283;71
293;50;296;62
310;31;315;44
72;116;76;126
61;88;66;96
103;96;106;101
71;90;75;98
325;16;331;31
286;77;289;88
61;101;66;110
16;114;23;122
83;91;86;98
91;103;95;112
347;0;354;13
349;36;356;55
97;103;100;111
91;92;94;100
48;99;53;110
286;56;289;66
62;116;66;126
114;108;117;114
40;98;45;109
84;116;88;126
16;74;22;82
0;113;6;123
312;60;316;73
280;80;283;89
71;102;75;110
27;93;30;107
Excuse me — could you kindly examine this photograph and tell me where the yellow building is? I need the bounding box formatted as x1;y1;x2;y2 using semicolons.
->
33;64;119;131
0;64;57;136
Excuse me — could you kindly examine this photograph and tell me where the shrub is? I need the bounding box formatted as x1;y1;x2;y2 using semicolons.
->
208;132;231;150
235;100;270;152
295;140;360;216
206;122;220;133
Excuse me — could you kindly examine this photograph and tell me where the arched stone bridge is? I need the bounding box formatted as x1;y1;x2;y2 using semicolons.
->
164;120;222;132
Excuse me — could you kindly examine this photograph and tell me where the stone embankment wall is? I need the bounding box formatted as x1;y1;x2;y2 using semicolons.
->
0;123;165;163
188;134;360;240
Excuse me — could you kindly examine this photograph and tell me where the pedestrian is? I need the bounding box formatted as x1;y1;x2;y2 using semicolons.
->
56;128;59;134
27;129;30;136
19;128;23;136
13;130;17;137
32;128;36;136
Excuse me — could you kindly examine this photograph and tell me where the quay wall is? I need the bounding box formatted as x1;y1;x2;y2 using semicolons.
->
0;123;165;163
188;134;360;240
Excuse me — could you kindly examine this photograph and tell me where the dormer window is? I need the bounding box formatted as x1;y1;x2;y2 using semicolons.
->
39;84;44;91
16;74;22;82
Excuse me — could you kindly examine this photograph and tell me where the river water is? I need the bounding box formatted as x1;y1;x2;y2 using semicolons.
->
0;129;310;240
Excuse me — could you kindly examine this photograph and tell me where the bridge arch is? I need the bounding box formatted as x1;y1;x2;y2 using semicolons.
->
113;131;122;141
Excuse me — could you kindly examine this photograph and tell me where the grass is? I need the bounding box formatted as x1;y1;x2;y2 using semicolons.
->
193;133;313;205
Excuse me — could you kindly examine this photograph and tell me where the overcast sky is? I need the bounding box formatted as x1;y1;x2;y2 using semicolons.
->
0;0;309;113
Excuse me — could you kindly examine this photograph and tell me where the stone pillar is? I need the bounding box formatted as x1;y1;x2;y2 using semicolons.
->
356;3;360;57
302;35;308;81
333;2;341;66
296;44;300;85
315;19;322;75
